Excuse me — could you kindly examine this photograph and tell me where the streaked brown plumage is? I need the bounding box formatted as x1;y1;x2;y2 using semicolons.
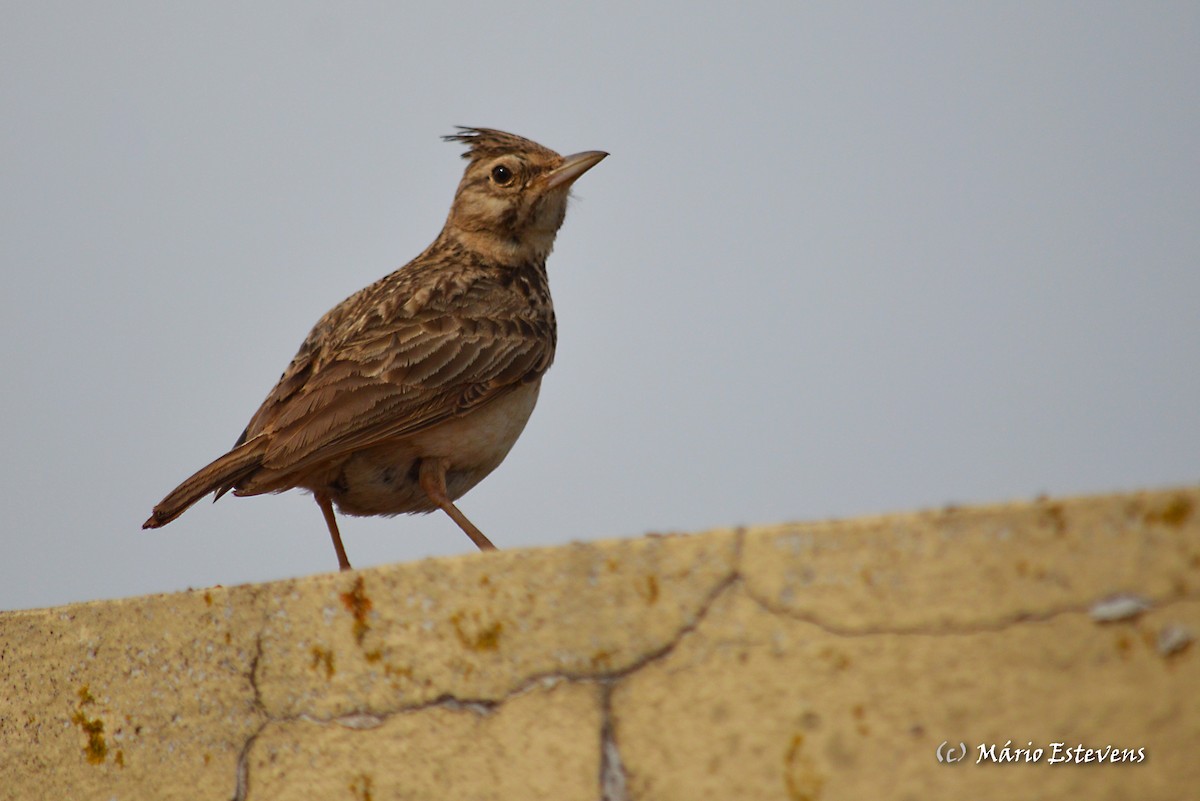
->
144;128;606;570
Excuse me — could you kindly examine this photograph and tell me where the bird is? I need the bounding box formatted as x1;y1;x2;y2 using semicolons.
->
144;127;607;571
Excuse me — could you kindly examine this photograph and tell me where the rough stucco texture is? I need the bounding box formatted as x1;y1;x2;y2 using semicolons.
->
1;486;1198;800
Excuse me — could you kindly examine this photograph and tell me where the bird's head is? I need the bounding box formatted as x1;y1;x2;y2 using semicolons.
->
442;127;607;265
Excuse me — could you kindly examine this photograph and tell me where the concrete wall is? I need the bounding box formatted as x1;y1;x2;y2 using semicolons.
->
2;486;1198;800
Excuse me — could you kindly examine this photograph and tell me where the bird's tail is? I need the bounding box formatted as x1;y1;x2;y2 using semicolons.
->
143;438;267;529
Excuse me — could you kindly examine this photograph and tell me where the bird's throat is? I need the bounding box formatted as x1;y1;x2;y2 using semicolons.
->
449;225;557;267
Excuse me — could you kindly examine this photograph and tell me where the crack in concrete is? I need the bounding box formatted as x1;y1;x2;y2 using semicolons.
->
239;534;1194;794
227;528;747;798
232;725;260;801
599;681;628;801
224;523;1199;798
232;632;268;801
741;583;1200;639
247;631;266;712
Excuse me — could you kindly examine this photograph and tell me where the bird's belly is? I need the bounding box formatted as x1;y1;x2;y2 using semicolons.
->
331;380;542;516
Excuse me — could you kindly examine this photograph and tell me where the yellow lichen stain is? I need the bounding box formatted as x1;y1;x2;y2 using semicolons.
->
310;646;336;679
783;733;825;801
590;649;613;668
636;575;660;604
383;662;414;681
71;685;108;765
851;704;869;737
479;574;491;587
203;590;213;606
350;773;375;801
817;647;851;671
1114;632;1134;660
115;749;125;768
1040;503;1068;535
71;710;107;765
224;631;232;645
1139;628;1158;650
451;611;504;652
364;648;383;663
340;576;373;646
1145;494;1194;529
1014;559;1046;580
203;752;211;765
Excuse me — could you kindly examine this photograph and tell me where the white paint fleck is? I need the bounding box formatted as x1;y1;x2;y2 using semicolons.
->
1089;594;1152;622
1157;624;1193;656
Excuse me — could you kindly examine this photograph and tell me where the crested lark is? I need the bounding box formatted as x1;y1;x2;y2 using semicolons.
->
144;128;607;570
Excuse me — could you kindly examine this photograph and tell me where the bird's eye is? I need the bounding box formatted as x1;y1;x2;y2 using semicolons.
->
491;164;514;185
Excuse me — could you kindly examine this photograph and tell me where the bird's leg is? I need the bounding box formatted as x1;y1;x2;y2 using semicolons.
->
314;492;353;570
418;457;497;551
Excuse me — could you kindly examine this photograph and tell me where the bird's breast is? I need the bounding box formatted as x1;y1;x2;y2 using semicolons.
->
329;380;543;516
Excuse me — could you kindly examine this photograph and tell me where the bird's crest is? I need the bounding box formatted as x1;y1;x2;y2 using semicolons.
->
443;127;560;161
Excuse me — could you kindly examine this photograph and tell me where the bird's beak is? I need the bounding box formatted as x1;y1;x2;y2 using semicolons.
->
545;150;608;190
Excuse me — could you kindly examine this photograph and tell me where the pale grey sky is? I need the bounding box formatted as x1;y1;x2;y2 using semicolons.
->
3;2;1197;610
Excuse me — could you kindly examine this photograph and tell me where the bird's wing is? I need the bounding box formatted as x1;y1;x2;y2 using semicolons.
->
239;305;553;483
